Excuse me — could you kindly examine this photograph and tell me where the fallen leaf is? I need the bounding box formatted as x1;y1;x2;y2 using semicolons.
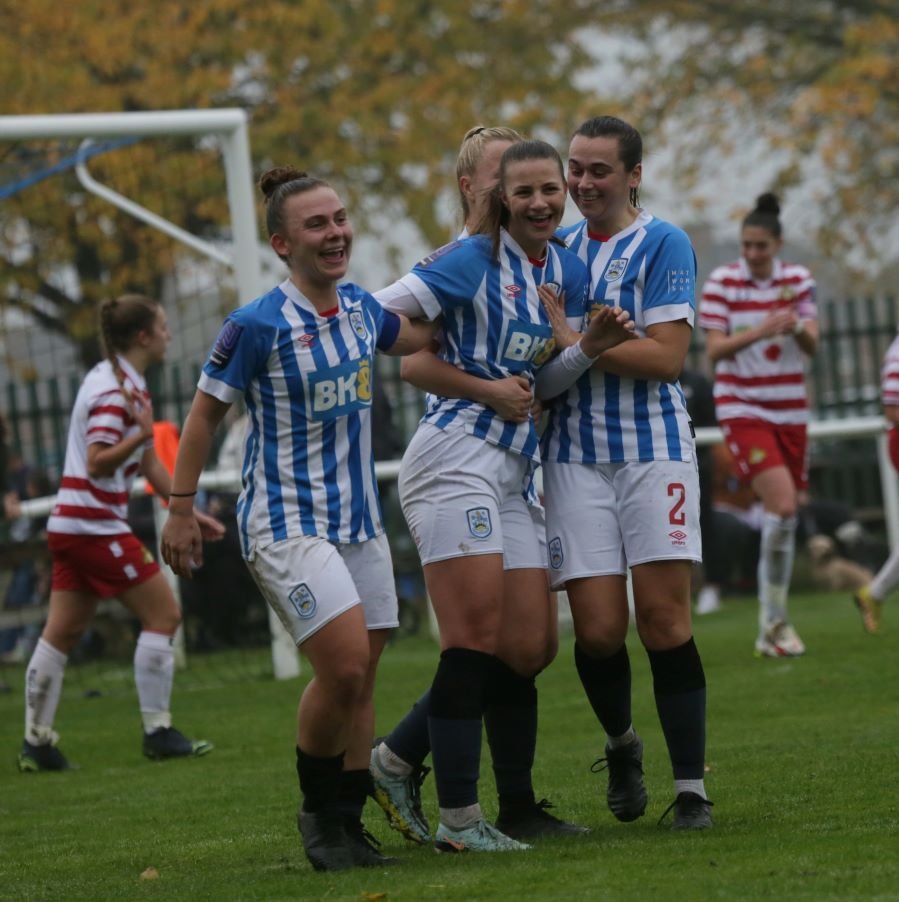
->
140;867;159;880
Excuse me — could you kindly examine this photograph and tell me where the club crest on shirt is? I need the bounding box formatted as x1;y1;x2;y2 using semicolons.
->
549;537;564;570
289;583;317;620
209;319;243;367
604;258;629;282
466;507;493;539
349;310;367;339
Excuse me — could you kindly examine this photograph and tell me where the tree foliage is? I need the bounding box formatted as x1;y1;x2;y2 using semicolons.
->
0;0;896;371
595;0;899;262
0;0;605;367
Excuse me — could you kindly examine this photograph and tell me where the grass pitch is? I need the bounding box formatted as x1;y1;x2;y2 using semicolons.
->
2;590;898;901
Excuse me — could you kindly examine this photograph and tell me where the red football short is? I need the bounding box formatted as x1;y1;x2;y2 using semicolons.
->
720;419;809;490
49;532;160;598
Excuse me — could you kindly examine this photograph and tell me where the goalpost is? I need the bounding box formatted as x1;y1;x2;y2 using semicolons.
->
0;109;300;679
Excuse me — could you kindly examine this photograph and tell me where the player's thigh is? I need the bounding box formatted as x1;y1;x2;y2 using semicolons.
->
543;461;626;590
566;574;630;654
631;559;694;650
496;566;555;675
119;571;180;633
301;604;371;691
423;553;506;652
42;589;101;651
751;465;798;517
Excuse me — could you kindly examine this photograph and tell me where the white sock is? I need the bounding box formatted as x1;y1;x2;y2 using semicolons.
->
377;741;413;777
607;725;637;749
440;803;482;829
675;778;707;799
24;638;67;745
870;548;899;602
758;512;797;630
134;631;174;733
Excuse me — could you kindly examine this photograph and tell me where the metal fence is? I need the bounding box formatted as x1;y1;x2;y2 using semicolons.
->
3;295;898;515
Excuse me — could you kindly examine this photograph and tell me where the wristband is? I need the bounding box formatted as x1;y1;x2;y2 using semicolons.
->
168;491;197;498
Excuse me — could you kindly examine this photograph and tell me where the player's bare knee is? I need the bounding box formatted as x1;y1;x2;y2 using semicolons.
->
322;656;370;707
635;603;690;648
143;606;181;636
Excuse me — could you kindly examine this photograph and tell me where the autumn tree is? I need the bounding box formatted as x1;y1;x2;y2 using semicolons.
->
1;0;896;375
593;0;899;264
0;0;605;368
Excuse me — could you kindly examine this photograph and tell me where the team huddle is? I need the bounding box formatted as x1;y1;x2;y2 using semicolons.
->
19;114;828;872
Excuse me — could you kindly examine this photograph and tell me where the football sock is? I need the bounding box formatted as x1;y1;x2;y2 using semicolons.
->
648;637;707;783
297;747;345;813
24;637;67;744
382;689;431;770
574;641;633;739
336;768;373;824
134;630;174;733
376;741;413;777
675;778;707;799
758;512;797;628
428;647;492;809
870;548;899;602
484;658;537;807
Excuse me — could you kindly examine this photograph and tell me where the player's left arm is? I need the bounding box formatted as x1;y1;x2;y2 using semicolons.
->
381;311;442;356
591;319;692;382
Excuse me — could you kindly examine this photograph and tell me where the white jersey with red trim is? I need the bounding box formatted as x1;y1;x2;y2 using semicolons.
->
699;257;817;424
47;356;152;536
882;332;899;407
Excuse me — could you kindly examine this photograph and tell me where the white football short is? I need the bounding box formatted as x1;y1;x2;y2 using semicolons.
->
543;458;702;589
399;422;547;569
246;532;398;646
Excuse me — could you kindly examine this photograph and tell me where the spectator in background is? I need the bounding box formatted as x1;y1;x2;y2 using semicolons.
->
700;193;818;658
0;454;52;663
853;329;899;633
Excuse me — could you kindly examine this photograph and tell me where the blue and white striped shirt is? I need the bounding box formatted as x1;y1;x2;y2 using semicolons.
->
199;279;395;555
542;211;696;464
397;230;587;463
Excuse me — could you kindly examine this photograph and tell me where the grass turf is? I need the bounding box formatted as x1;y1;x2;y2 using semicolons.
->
1;590;898;901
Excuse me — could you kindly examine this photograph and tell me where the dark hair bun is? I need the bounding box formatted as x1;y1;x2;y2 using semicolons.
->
754;192;780;215
259;166;308;199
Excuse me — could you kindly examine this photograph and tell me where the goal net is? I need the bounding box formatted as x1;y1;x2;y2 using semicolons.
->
0;110;300;695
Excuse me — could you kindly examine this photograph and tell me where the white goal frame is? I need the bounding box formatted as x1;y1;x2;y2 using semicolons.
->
0;109;300;679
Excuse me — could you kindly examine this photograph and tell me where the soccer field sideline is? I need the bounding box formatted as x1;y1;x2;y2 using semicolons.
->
1;589;898;900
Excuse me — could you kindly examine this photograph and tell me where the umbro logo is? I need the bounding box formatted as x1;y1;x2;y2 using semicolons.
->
298;334;315;346
504;284;522;297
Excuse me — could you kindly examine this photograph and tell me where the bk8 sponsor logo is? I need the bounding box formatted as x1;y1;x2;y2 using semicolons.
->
309;358;372;420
